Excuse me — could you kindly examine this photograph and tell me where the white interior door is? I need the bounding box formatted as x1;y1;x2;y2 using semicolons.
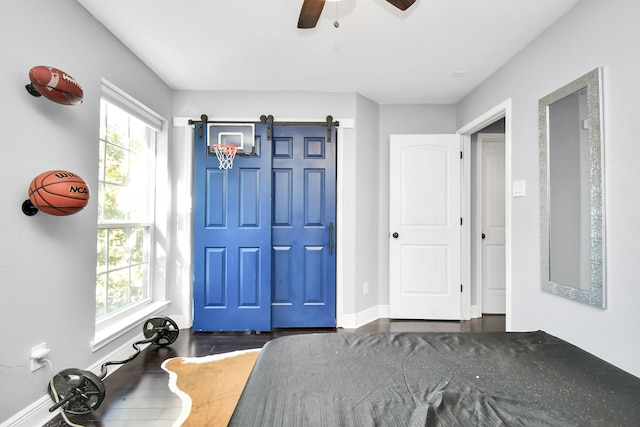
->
389;134;461;320
478;133;506;313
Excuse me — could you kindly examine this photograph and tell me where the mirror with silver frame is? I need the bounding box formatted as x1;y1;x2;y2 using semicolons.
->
539;67;605;308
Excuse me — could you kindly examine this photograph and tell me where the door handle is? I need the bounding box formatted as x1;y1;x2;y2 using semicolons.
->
392;232;399;239
329;222;335;255
482;233;486;239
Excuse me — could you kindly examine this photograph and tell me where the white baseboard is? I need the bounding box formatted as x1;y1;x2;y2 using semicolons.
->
168;314;190;330
1;333;147;427
340;305;389;329
0;395;53;427
471;305;482;318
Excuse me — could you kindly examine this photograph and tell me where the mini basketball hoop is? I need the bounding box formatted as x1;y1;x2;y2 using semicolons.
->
212;144;238;170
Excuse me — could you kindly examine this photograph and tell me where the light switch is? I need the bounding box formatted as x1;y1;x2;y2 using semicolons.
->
512;180;526;197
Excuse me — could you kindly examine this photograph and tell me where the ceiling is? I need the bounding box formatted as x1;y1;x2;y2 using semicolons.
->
76;0;578;104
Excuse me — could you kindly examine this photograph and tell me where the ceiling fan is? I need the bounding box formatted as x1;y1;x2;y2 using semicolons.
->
298;0;416;29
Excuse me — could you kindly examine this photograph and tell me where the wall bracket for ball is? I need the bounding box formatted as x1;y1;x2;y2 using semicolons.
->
25;83;42;98
48;316;179;416
22;199;39;216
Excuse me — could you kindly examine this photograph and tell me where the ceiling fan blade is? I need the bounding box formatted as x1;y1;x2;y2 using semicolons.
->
386;0;416;11
298;0;325;29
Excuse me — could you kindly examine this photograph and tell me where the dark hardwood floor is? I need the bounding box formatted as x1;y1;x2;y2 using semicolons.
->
44;316;505;427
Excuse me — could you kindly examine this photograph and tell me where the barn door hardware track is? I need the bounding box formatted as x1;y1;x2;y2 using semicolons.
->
188;114;339;141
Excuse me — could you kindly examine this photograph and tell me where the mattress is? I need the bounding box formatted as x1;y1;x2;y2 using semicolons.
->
229;331;640;426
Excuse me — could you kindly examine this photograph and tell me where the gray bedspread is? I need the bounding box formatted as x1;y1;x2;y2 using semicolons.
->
229;331;640;426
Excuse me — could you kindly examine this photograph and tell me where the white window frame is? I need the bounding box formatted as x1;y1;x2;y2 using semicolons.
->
92;79;169;351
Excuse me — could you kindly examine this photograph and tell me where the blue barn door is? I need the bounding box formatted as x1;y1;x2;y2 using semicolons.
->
192;123;272;332
271;126;336;327
193;122;336;331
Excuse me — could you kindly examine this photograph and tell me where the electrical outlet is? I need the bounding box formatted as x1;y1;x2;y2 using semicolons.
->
30;343;49;372
363;282;369;295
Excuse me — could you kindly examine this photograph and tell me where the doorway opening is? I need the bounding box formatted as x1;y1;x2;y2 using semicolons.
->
459;100;512;330
471;124;506;316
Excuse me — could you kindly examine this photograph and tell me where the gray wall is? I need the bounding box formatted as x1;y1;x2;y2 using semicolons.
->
354;95;380;313
3;0;640;423
457;0;640;377
0;0;173;422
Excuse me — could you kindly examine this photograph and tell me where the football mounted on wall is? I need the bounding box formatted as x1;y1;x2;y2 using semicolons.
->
25;65;83;105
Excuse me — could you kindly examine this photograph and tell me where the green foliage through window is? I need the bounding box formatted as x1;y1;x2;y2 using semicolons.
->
96;98;155;321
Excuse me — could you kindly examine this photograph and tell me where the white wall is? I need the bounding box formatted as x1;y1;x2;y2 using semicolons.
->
457;0;640;377
0;0;173;423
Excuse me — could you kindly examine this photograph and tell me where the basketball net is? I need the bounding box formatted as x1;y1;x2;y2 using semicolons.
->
212;144;238;170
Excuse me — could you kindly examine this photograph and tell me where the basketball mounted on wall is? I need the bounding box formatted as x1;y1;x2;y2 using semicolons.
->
22;170;90;216
25;66;83;105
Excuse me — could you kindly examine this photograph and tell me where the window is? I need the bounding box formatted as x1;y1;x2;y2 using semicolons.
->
95;81;164;338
